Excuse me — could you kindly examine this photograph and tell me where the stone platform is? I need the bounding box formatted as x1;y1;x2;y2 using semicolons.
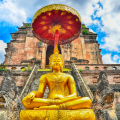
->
19;109;95;120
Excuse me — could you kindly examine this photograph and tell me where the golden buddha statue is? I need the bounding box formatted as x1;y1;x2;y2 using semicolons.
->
20;45;95;120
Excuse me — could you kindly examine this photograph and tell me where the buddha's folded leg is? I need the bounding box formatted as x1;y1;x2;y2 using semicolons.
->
31;97;82;109
58;97;92;110
34;105;59;110
63;97;92;110
34;97;92;110
22;98;50;109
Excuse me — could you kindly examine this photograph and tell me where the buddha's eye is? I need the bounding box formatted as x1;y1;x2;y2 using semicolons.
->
53;59;56;62
57;59;61;62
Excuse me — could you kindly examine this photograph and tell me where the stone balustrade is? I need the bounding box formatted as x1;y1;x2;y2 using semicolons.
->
0;65;34;87
76;64;120;71
0;65;32;71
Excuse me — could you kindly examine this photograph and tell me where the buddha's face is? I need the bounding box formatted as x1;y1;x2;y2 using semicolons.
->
51;57;63;70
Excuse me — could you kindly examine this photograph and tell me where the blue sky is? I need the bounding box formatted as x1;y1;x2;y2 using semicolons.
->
0;0;120;64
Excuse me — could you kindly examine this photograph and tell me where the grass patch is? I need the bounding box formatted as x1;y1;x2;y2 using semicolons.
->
21;68;26;71
38;68;71;71
38;69;51;71
63;68;71;71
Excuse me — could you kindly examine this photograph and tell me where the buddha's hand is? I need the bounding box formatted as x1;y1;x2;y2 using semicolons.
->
58;96;79;104
25;92;35;105
30;92;35;100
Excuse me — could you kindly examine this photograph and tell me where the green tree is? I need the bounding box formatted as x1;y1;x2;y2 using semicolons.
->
28;65;32;72
79;68;83;72
82;24;85;28
82;29;88;35
40;41;42;45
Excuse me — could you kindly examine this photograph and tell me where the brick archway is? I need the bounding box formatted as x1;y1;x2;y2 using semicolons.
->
46;45;61;68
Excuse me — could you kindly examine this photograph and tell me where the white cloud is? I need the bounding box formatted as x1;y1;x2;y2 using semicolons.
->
0;0;44;26
49;0;99;25
0;40;7;64
93;0;120;52
89;28;97;34
113;55;119;61
100;36;120;52
0;0;27;26
102;53;117;64
89;29;94;32
0;0;99;26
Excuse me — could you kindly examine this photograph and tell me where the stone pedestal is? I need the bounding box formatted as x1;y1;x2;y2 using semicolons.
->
19;109;95;120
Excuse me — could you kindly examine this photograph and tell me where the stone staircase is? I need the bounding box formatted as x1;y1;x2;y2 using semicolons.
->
19;65;39;100
71;63;94;101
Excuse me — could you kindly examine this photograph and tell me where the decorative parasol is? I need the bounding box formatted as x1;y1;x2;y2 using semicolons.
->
32;4;81;53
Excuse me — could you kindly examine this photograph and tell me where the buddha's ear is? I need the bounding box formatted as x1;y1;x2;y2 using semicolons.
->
51;66;53;72
60;66;63;73
49;61;52;72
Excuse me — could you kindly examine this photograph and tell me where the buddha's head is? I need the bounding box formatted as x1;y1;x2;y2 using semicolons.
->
49;46;64;72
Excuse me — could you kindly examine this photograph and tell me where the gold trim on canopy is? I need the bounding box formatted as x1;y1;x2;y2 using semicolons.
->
32;4;81;23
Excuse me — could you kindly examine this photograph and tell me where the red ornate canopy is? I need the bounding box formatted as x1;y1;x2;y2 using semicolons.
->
32;4;81;46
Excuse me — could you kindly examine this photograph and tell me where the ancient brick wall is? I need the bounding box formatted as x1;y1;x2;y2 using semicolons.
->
70;37;86;60
85;42;101;64
4;23;103;68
